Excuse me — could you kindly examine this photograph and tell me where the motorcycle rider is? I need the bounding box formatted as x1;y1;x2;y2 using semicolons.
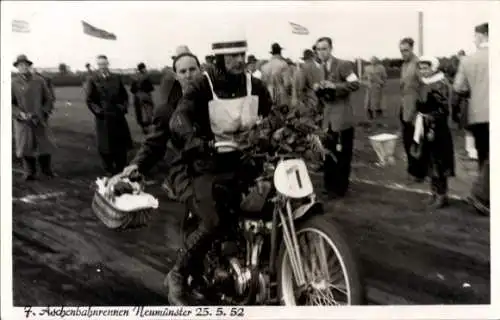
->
165;30;273;305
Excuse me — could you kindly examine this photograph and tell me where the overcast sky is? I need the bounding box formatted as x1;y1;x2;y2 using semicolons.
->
4;1;492;70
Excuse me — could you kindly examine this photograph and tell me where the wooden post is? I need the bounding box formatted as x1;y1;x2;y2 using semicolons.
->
418;11;424;56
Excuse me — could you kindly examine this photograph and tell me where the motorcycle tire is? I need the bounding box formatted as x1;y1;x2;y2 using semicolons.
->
276;215;364;305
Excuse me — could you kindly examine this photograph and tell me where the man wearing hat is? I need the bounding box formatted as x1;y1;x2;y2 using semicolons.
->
293;48;322;115
130;62;155;134
12;54;55;180
85;54;132;175
202;55;216;73
261;42;292;105
453;22;489;215
163;30;273;305
246;54;262;79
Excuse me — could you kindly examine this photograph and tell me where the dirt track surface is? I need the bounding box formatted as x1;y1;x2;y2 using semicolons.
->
12;83;490;306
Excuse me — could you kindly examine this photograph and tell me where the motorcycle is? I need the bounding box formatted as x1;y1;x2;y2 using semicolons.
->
180;140;363;306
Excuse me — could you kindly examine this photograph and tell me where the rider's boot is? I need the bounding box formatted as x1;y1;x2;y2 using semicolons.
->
165;226;211;305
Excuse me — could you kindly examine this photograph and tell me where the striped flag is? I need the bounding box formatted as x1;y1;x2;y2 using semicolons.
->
12;20;30;33
289;22;309;35
82;20;117;40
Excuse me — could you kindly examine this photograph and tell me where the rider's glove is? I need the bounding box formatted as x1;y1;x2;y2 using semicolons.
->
183;137;210;159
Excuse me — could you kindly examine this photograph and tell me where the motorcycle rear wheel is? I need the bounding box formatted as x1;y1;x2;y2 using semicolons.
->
277;215;363;305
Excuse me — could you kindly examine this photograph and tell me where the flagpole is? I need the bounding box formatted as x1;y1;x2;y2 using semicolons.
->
418;11;424;56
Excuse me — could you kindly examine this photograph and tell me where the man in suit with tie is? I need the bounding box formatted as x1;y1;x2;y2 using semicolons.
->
453;23;489;215
314;37;360;198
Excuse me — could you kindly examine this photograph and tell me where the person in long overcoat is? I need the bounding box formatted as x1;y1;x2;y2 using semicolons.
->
12;55;55;180
85;55;132;175
130;62;155;134
363;56;387;119
261;43;292;105
411;56;455;209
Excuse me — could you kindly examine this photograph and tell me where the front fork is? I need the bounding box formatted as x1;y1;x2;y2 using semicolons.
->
276;197;307;288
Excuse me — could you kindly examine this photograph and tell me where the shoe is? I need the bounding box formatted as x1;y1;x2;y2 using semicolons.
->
165;264;191;306
39;154;56;178
22;157;37;181
165;227;211;306
426;193;437;205
367;110;374;120
429;195;449;209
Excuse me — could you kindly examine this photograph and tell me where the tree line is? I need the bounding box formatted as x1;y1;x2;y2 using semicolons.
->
14;56;460;88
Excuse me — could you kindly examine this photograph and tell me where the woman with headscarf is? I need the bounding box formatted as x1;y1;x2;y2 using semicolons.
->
411;56;455;209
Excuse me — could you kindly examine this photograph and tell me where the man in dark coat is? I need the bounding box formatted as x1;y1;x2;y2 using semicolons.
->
12;54;55;180
130;62;155;134
85;54;132;175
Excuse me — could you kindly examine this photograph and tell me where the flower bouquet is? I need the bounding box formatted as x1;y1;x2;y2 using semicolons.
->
235;104;335;170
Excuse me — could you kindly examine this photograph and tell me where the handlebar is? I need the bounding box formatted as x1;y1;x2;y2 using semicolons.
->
212;140;302;162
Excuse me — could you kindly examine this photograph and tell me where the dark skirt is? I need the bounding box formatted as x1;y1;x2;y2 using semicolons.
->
411;122;455;178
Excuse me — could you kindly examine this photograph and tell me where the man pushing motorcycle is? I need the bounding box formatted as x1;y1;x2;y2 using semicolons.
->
119;29;273;305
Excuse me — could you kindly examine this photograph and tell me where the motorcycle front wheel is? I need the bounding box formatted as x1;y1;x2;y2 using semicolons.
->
277;215;363;305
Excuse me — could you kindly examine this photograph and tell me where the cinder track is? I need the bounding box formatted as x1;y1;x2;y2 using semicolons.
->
11;85;490;306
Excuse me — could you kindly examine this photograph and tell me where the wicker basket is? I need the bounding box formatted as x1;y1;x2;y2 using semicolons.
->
92;190;156;230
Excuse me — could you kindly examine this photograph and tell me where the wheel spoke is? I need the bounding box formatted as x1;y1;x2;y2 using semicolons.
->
298;235;314;282
315;234;330;281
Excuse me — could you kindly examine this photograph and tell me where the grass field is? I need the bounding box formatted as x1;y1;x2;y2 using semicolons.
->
11;80;490;306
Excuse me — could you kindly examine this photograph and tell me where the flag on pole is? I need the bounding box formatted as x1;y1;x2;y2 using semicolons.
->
82;20;117;40
12;20;30;33
289;22;309;35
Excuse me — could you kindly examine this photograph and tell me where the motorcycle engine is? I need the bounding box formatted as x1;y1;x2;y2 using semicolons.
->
211;255;268;304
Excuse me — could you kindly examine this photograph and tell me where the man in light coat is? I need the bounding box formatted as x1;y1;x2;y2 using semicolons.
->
12;54;55;180
453;23;489;215
399;37;426;182
292;49;322;116
261;43;292;105
363;56;387;120
314;37;360;198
